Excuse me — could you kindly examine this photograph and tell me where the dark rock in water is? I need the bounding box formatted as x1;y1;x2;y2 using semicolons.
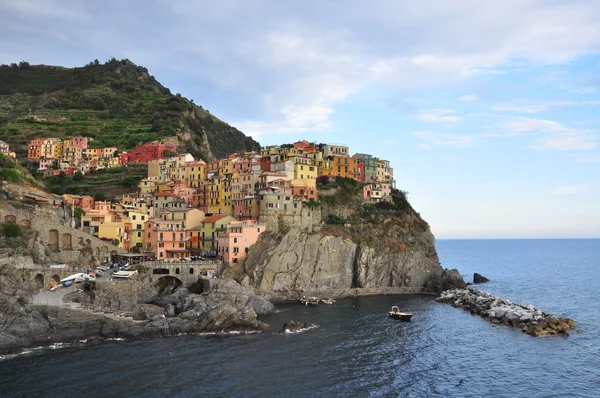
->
473;273;490;284
280;320;315;333
441;269;468;291
422;268;467;294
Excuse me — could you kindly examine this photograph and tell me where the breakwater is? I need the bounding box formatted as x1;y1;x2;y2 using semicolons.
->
436;288;576;336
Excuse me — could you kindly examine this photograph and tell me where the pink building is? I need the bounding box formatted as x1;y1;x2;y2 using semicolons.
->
144;219;189;259
217;220;267;264
363;183;392;202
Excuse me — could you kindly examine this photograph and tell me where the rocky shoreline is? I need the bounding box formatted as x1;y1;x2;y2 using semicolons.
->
436;288;576;336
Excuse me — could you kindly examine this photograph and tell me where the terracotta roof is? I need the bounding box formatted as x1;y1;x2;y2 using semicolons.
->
202;214;230;223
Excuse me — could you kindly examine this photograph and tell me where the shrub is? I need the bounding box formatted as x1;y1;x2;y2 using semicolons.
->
0;222;22;237
326;214;347;225
302;199;322;209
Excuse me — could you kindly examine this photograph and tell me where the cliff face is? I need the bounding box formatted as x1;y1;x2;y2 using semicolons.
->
240;204;465;295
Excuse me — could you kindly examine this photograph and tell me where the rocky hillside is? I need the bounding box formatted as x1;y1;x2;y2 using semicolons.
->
232;182;466;296
0;59;260;160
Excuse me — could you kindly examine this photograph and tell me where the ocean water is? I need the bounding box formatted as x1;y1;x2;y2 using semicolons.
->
1;239;599;397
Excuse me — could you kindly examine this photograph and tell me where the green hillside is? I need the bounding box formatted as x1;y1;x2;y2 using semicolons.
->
0;153;43;188
0;59;260;160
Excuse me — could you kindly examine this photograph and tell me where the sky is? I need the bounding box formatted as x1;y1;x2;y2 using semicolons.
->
1;0;599;239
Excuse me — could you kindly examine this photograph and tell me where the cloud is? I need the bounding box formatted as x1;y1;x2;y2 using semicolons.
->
493;101;600;113
3;0;600;135
417;109;464;123
552;181;598;195
502;117;598;151
412;131;476;148
0;0;88;20
459;94;478;101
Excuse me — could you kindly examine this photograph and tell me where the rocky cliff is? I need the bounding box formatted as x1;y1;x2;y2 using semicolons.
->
233;188;466;296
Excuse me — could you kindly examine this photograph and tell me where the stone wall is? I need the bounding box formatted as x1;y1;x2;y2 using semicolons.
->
0;199;123;268
259;208;322;234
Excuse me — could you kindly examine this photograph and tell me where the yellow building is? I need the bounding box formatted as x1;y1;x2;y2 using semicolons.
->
98;214;130;248
194;214;234;254
219;157;234;176
185;160;208;188
128;210;149;251
207;176;223;214
63;140;83;164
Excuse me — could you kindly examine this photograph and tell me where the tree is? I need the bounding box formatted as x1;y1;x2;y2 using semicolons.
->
73;207;85;227
0;222;22;237
316;175;330;185
72;171;83;181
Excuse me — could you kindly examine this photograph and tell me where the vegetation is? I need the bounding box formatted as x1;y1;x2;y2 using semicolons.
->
42;164;147;195
325;214;348;225
302;199;322;209
0;221;22;237
0;58;260;161
73;207;85;227
0;153;43;187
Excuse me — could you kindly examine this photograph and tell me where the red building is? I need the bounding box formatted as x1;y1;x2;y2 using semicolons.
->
260;156;271;172
356;158;365;181
121;141;177;164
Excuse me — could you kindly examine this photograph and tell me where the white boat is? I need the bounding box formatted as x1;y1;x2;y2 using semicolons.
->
321;298;336;304
112;270;138;279
60;273;86;284
388;305;413;321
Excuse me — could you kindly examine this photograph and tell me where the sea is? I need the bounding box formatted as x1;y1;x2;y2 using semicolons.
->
1;239;599;398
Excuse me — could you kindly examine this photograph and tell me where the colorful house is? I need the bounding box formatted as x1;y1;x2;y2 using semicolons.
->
363;183;392;202
144;218;189;259
194;214;234;255
217;220;267;263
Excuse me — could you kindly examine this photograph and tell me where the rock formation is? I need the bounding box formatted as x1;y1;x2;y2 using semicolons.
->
0;262;275;354
473;273;490;284
279;320;316;334
436;288;576;336
240;226;466;297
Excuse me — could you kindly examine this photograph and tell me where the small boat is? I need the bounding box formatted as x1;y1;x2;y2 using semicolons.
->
300;297;319;306
112;270;138;279
388;305;412;321
60;273;86;285
321;298;336;305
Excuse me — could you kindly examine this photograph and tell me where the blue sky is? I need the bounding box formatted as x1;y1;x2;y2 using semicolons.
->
1;0;599;238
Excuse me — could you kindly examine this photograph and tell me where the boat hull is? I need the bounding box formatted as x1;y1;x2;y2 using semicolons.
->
388;312;412;321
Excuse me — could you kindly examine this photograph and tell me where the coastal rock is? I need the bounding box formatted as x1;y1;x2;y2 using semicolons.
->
473;273;490;284
437;288;575;337
279;320;315;333
242;228;465;296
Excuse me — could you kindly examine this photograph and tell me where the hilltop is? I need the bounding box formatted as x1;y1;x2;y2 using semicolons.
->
0;59;260;160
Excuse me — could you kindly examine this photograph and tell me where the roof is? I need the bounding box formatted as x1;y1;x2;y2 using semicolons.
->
202;214;230;223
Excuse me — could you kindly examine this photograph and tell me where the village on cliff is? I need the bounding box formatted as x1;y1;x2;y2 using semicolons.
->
0;138;396;265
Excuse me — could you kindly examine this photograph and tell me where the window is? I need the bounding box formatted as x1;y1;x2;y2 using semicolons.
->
159;243;164;248
137;232;141;238
179;243;185;248
234;237;238;243
136;224;142;230
132;215;136;220
148;232;151;238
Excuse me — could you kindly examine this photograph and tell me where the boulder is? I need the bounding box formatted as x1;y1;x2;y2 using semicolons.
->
473;273;490;284
279;320;315;333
